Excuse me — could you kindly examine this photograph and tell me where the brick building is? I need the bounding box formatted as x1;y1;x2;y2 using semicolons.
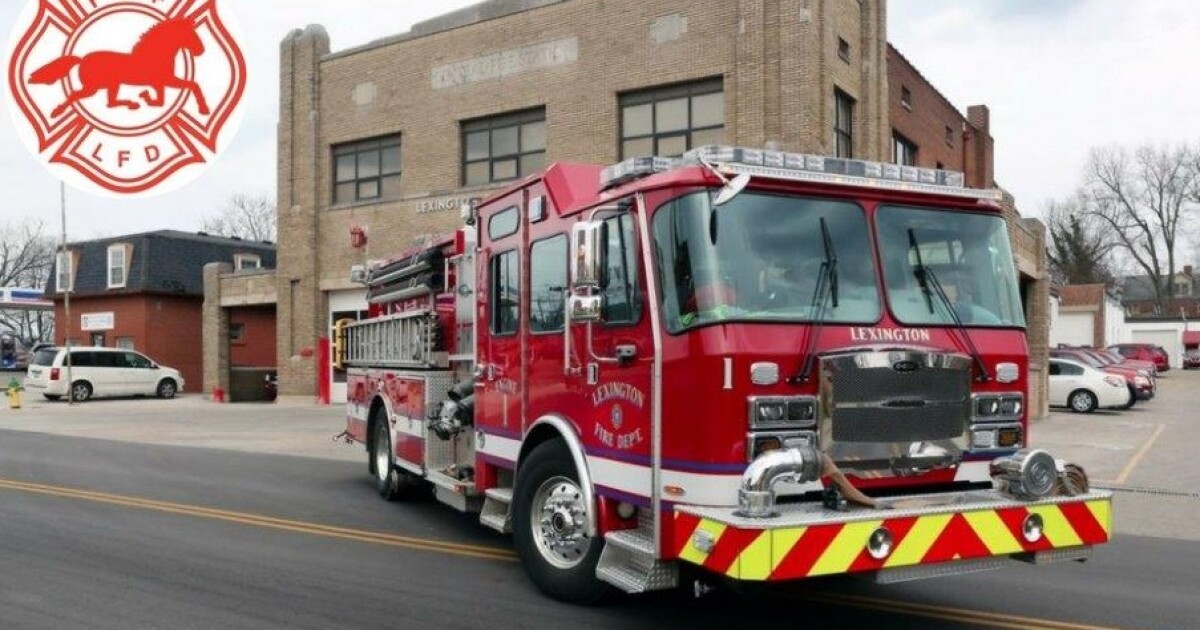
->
204;0;1049;414
48;231;276;388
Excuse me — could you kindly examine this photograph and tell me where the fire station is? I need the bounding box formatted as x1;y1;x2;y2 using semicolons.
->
202;0;1050;414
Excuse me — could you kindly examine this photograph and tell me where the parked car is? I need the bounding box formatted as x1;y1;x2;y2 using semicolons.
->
1050;348;1152;406
1048;358;1131;413
1097;348;1157;377
25;347;184;402
1185;349;1200;370
1108;343;1170;373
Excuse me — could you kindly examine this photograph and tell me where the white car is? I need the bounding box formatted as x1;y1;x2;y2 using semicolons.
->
1048;357;1130;413
25;347;185;402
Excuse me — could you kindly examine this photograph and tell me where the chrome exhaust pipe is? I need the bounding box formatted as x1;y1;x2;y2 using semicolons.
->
737;445;823;518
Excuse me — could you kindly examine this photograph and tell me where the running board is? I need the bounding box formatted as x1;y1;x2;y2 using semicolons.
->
596;527;678;594
428;470;482;513
479;487;512;534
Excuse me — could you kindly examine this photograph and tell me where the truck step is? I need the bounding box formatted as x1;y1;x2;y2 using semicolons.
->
596;527;677;594
479;487;514;534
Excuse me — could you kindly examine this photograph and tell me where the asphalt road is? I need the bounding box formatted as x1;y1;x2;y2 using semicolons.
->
0;430;1195;630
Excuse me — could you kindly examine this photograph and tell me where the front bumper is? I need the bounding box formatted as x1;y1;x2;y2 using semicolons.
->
673;489;1111;582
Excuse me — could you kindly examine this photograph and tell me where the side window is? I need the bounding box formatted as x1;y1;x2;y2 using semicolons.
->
490;250;519;335
94;353;120;368
70;352;94;367
125;352;151;369
529;235;567;334
1049;362;1061;376
602;214;642;324
1063;363;1084;376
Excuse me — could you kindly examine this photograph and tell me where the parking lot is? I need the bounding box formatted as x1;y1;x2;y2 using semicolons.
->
1;368;1197;540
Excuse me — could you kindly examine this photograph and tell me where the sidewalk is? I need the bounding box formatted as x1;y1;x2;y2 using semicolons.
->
0;394;361;462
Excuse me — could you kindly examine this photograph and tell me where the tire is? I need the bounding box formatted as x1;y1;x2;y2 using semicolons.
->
370;410;422;501
156;379;178;399
1068;389;1098;414
71;381;92;403
43;395;60;401
512;440;609;604
1121;385;1137;410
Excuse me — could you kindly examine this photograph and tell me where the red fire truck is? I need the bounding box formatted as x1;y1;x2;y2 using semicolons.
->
338;146;1111;603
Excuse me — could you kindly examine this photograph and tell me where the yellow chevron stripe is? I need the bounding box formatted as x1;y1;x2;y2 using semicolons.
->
885;513;951;568
809;519;884;576
678;519;727;566
1028;505;1083;548
964;510;1024;555
770;527;807;574
732;531;772;580
1087;500;1112;536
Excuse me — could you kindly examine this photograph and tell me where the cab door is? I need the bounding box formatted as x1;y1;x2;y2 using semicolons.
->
476;196;526;439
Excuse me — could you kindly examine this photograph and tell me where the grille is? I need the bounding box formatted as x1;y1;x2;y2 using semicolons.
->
825;353;971;444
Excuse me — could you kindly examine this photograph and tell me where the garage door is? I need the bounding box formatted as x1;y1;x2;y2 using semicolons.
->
1131;330;1182;368
1053;312;1094;347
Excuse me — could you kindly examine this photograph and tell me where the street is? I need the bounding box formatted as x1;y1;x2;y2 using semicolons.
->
1;372;1199;629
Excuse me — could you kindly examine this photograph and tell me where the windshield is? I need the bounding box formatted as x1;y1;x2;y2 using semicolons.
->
877;206;1025;328
652;192;880;333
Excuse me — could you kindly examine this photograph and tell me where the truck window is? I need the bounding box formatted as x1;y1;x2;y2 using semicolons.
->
490;250;520;335
488;206;520;241
602;214;642;325
529;235;567;333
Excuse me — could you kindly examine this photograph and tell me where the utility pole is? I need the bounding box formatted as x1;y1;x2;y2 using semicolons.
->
61;182;74;405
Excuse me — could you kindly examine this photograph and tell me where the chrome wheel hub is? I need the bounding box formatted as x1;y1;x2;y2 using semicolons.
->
531;476;589;569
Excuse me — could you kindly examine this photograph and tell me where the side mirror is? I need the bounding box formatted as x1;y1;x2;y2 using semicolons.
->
713;173;751;207
568;295;602;323
570;221;607;290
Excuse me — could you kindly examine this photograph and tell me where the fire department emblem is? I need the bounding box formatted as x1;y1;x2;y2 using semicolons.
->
6;0;246;196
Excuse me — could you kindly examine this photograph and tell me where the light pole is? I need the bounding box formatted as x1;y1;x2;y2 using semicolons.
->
60;182;73;405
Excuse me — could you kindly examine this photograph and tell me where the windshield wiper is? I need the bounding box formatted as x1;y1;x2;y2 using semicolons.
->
907;228;990;383
790;218;838;384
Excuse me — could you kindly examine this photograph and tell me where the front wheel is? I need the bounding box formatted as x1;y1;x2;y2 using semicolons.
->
157;379;177;399
1069;389;1098;413
512;441;609;604
71;381;92;403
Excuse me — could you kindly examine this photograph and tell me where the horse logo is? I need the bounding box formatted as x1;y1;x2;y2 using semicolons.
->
6;0;246;196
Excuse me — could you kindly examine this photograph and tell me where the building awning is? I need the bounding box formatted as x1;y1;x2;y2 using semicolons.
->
1184;331;1200;347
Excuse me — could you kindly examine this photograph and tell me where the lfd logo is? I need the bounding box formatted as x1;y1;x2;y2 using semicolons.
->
6;0;246;196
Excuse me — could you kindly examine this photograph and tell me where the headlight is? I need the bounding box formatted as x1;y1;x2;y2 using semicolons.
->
749;397;817;429
1104;375;1125;388
973;394;1023;421
1134;376;1149;387
976;396;1000;417
999;396;1022;416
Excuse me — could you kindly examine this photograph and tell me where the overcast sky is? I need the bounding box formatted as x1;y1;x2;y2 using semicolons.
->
1;0;1197;241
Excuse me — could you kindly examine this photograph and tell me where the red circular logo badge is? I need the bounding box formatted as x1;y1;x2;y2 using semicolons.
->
6;0;247;196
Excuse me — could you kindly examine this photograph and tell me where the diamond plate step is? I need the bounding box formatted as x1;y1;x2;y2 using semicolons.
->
479;487;513;534
596;527;677;594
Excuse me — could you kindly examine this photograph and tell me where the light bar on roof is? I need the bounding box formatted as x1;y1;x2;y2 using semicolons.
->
599;145;1003;202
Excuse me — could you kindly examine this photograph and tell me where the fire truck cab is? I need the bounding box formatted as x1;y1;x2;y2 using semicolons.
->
340;146;1111;603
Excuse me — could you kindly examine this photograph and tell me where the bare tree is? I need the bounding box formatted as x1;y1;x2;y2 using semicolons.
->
1045;197;1116;285
1080;143;1199;312
0;220;56;343
200;194;277;242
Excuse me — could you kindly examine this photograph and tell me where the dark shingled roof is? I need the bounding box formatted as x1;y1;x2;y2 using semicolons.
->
1120;273;1199;303
45;230;276;299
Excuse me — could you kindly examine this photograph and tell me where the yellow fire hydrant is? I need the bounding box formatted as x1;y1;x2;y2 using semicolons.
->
7;378;23;410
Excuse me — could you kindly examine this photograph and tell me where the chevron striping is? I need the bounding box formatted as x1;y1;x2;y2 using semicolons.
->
1086;500;1112;537
884;513;950;568
678;519;727;566
732;529;774;580
809;519;885;576
771;524;844;579
964;509;1024;555
1028;505;1083;548
672;511;703;558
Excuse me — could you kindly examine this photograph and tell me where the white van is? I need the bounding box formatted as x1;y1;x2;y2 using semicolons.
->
25;347;185;402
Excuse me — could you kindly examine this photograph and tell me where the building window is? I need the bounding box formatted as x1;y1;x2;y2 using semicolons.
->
834;89;855;159
489;250;520;336
529;235;567;334
900;86;912;111
462;109;546;186
837;37;851;63
333;135;402;204
892;132;918;167
620;78;724;159
116;337;136;350
56;252;73;293
234;254;262;271
945;125;955;146
230;323;246;344
108;245;127;289
90;332;106;347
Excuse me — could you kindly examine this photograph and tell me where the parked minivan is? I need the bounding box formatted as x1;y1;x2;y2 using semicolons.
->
25;347;184;402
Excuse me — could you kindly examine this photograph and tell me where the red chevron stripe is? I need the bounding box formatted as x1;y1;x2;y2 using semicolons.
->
703;527;764;574
770;524;845;580
922;513;991;563
672;512;703;558
847;516;921;573
1058;502;1109;544
997;506;1054;552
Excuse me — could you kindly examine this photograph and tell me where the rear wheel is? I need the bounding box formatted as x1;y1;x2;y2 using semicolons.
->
71;381;92;402
371;410;422;501
1069;389;1098;413
512;440;609;604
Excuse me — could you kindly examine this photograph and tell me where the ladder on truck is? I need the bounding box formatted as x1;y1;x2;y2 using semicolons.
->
337;310;447;370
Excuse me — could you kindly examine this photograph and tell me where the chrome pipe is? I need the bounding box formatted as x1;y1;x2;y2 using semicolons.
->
737;445;823;518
